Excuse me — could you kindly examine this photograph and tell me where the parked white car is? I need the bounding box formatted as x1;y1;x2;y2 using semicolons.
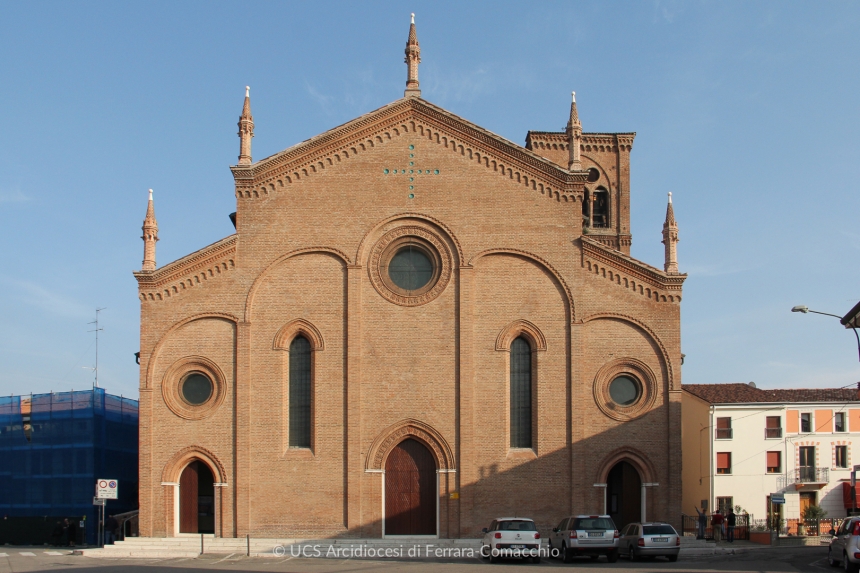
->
480;517;542;563
828;516;860;571
548;515;619;562
618;522;680;561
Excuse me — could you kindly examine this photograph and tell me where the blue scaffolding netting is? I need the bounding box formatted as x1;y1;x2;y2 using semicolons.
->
0;388;138;544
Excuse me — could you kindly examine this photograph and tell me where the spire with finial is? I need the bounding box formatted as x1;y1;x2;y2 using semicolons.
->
404;13;421;98
662;192;679;274
237;86;254;165
566;91;583;171
141;189;159;271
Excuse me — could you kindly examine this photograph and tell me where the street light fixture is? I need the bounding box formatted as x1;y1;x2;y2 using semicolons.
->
791;305;860;362
793;303;860;515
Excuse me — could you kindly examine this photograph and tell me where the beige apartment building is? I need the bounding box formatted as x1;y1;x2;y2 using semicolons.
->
683;383;860;523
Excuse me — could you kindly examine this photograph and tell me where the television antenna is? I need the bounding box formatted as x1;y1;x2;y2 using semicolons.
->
87;308;106;388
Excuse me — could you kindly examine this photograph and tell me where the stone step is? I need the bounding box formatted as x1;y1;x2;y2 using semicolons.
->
113;537;482;546
83;537;486;558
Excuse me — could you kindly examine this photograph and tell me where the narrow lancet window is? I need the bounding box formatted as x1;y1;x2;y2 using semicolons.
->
510;336;532;448
289;335;312;448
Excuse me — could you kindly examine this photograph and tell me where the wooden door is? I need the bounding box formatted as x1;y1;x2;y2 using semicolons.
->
385;439;436;535
799;446;815;482
179;462;199;533
607;461;641;530
800;492;815;518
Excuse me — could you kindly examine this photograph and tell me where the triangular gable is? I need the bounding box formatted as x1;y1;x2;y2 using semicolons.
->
230;97;588;203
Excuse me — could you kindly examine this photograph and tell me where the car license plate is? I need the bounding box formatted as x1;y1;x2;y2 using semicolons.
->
510;544;525;549
588;532;603;537
653;537;668;542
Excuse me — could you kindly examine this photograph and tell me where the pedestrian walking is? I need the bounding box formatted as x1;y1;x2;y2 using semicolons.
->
67;519;77;547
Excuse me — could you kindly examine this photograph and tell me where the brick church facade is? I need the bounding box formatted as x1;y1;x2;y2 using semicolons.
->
134;18;685;539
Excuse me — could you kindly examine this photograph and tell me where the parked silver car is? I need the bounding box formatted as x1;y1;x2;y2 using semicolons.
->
548;515;619;562
618;522;680;561
828;516;860;571
481;518;542;563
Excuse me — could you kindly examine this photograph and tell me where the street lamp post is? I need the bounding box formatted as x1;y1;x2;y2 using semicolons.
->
791;304;860;514
791;305;860;362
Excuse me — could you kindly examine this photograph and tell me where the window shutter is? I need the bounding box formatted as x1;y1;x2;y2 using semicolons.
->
786;410;799;433
766;416;780;429
717;417;731;429
716;452;730;469
767;451;780;468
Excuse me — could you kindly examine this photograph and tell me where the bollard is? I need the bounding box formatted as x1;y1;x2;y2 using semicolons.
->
246;534;250;557
201;533;204;555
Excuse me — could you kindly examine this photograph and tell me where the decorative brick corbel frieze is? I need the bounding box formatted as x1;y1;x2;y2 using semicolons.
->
525;131;636;155
134;235;237;302
615;134;635;152
226;98;590;203
581;236;685;304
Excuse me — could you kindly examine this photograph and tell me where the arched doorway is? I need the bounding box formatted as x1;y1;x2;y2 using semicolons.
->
385;439;436;536
179;460;215;534
606;461;641;530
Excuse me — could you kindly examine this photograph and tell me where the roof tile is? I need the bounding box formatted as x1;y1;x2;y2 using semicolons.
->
682;383;860;404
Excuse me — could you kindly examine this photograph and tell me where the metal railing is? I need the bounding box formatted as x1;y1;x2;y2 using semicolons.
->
777;467;829;489
765;427;782;438
715;428;733;439
681;513;749;541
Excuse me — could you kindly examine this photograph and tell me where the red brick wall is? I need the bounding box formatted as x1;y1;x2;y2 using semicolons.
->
137;104;683;539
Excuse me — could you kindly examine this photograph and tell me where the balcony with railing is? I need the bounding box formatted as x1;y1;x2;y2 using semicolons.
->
777;467;829;490
715;428;733;439
765;427;782;439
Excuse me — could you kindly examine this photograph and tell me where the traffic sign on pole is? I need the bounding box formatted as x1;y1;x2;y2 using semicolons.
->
96;479;118;499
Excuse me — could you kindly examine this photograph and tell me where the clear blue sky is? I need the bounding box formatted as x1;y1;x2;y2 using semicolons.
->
1;1;858;399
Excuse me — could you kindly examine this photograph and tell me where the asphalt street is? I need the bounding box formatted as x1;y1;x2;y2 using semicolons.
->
0;545;841;573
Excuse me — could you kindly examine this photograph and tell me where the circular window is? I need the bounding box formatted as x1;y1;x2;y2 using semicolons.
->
162;356;226;420
587;167;600;183
593;358;657;421
609;375;640;406
181;373;213;405
388;246;434;291
369;226;453;307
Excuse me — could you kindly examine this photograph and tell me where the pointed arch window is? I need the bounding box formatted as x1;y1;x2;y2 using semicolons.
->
583;187;610;229
510;336;533;449
592;187;609;228
289;335;312;448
